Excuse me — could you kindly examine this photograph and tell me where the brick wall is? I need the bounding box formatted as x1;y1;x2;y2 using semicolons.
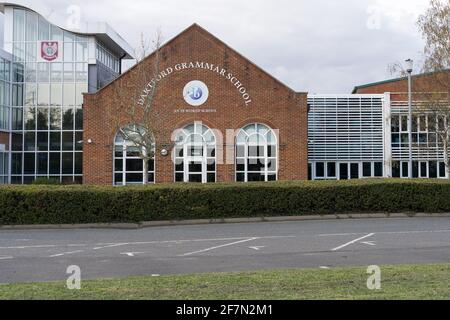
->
354;70;450;95
83;24;308;185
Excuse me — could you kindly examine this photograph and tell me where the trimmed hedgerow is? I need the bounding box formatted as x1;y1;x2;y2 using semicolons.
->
0;179;450;225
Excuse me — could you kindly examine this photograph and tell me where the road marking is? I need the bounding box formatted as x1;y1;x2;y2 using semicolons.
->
93;243;129;250
0;256;13;260
120;252;145;257
180;238;259;257
332;233;375;251
0;236;295;251
0;245;58;250
49;250;84;258
362;241;376;246
319;266;330;269
249;246;266;251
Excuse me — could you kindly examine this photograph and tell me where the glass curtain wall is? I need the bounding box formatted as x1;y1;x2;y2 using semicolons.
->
9;8;88;184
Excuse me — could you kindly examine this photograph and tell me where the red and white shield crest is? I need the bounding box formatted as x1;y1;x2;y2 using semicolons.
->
41;42;59;61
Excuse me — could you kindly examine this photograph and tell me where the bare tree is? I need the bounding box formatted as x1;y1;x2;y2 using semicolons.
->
110;29;168;184
416;0;450;177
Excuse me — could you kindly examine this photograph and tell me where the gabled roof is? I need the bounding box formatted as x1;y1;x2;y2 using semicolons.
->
94;23;304;95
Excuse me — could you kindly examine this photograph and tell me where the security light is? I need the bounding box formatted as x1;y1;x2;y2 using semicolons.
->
405;59;413;74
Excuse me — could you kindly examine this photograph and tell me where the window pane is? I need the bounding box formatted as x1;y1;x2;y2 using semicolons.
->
49;152;60;174
12;133;23;151
23;153;35;174
126;159;143;172
63;84;75;106
247;158;265;172
75;108;83;129
207;173;215;183
37;63;50;82
374;162;383;177
38;16;50;40
62;132;73;150
24;132;35;151
126;173;143;184
25;63;36;82
327;162;336;177
429;161;437;179
37;132;48;151
12;108;23;130
37;153;48;174
75;132;83;151
363;162;371;177
75;153;82;174
50;108;61;130
50;63;62;82
37;107;48;130
11;153;22;174
25;83;37;106
316;163;324;177
439;162;446;178
247;173;265;182
402;162;409;178
62;153;73;174
62;108;74;130
236;145;245;158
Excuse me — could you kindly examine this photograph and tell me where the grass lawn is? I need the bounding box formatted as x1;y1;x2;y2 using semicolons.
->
0;264;449;300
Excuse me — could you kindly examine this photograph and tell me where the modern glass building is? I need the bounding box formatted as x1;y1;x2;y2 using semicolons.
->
0;1;133;184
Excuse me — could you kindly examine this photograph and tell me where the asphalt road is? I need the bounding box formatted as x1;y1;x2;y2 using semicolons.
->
1;217;450;284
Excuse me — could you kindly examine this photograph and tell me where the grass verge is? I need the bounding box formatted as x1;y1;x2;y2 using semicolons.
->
0;264;449;300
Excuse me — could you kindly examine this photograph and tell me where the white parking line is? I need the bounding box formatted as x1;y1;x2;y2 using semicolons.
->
49;250;84;258
93;243;129;250
180;238;259;257
332;233;375;251
0;245;58;250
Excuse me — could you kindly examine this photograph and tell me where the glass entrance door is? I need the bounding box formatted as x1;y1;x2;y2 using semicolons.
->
185;144;206;183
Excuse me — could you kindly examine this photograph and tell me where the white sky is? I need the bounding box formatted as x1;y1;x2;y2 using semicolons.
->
4;0;432;93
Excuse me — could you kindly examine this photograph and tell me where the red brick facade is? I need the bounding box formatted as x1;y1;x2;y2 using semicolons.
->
0;132;8;150
83;24;308;185
353;70;450;95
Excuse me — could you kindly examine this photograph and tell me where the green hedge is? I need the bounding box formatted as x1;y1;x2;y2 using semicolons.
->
1;179;450;225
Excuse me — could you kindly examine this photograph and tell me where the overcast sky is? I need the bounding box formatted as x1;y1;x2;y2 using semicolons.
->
4;0;431;93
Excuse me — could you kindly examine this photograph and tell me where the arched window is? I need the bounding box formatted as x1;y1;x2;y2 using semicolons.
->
236;123;278;182
114;125;155;185
174;122;216;183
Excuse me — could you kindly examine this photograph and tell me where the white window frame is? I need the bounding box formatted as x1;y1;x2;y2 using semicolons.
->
235;123;278;182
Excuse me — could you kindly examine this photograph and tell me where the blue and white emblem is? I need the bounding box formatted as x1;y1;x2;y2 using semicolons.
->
183;80;209;106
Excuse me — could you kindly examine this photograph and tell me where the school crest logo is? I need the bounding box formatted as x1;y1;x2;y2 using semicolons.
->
41;42;59;61
183;80;209;106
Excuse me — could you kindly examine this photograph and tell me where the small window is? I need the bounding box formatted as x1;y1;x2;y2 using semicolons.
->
413;161;419;178
327;163;336;178
391;115;400;133
392;161;400;178
401;162;409;178
439;162;446;178
363;162;372;177
316;163;325;178
374;163;383;177
420;162;427;178
308;163;312;180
